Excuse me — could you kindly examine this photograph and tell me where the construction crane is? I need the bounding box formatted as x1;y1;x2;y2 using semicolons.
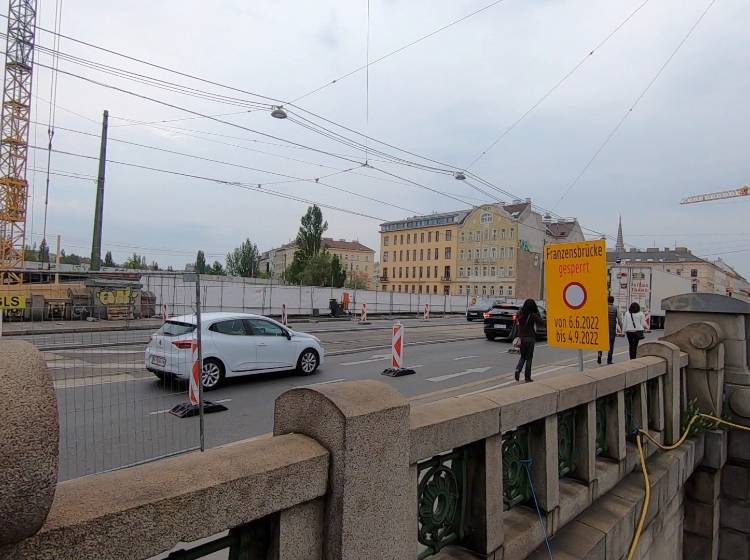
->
680;186;750;205
0;0;36;284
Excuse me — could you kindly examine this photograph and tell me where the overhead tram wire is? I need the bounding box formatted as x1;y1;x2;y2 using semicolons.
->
28;144;391;222
291;0;508;103
553;0;718;209
465;0;653;170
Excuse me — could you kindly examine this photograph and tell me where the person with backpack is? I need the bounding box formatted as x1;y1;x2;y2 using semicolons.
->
514;298;545;382
598;295;623;365
624;301;647;359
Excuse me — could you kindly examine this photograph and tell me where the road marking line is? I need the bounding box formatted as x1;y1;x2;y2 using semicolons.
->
214;398;232;404
427;366;491;383
411;365;424;369
453;355;479;361
295;378;346;388
339;354;390;366
149;409;172;416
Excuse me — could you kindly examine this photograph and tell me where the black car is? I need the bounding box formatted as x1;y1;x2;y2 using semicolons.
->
483;303;547;341
466;299;502;321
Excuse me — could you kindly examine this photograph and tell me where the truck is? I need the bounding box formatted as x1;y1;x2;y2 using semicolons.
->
608;266;692;329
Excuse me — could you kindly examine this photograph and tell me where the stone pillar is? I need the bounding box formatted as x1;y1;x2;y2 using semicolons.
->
572;402;596;485
530;415;560;532
638;341;681;444
273;380;411;560
463;433;504;556
604;391;627;471
0;341;59;546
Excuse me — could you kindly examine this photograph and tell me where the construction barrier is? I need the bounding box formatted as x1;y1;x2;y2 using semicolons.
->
423;303;430;321
392;322;404;369
281;303;288;326
645;311;651;333
189;341;200;406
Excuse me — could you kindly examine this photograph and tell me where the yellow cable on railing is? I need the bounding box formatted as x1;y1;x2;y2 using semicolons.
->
626;434;651;560
628;413;750;559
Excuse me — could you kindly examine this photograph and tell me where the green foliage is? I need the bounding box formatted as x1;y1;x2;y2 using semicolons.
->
104;251;116;267
295;205;327;260
346;272;368;289
226;239;260;277
59;251;82;265
330;254;346;288
209;261;225;275
195;250;207;274
124;253;147;270
38;239;50;263
682;398;719;437
24;244;37;262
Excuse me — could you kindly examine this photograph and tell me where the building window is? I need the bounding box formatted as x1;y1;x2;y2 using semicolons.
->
459;285;463;295
460;232;464;242
407;233;411;244
475;249;481;260
482;286;487;296
481;212;493;224
413;249;416;260
483;266;487;277
419;267;423;278
690;269;698;277
492;229;497;240
491;266;496;276
420;249;424;260
418;285;423;294
510;229;515;240
483;248;488;260
434;266;438;278
498;286;504;295
427;250;431;261
384;236;390;246
508;285;513;295
508;247;514;258
433;285;438;294
474;266;479;276
500;229;506;240
436;231;440;242
459;267;464;277
383;252;389;262
499;266;505;277
490;286;495;296
412;267;416;277
691;284;698;293
428;232;432;242
459;249;464;260
444;247;451;259
399;250;403;261
508;266;513;277
434;248;439;259
405;267;409;278
412;285;416;294
446;230;452;241
400;234;404;244
491;247;497;259
406;251;410;262
427;267;431;279
444;266;450;279
484;230;489;241
500;247;505;259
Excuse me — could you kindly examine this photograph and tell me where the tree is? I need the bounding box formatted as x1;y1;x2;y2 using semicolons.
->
195;250;207;274
60;251;82;265
210;261;225;275
295;205;327;260
346;272;369;290
38;239;50;263
124;253;147;270
330;254;347;288
150;261;160;271
104;251;116;267
299;252;333;286
24;244;37;262
225;239;259;277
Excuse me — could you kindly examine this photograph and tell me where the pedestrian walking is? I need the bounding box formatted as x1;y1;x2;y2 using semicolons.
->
514;299;545;383
598;296;623;365
624;302;647;359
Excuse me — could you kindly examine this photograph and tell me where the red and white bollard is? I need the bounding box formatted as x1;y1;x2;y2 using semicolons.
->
423;303;430;321
359;303;368;323
281;303;288;326
162;304;169;321
644;311;651;333
189;341;200;406
392;321;404;369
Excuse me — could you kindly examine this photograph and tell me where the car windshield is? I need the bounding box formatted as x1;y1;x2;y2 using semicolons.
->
492;304;520;311
157;321;196;337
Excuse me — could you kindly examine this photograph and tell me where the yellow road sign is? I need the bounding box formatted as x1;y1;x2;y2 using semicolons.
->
545;240;609;351
0;294;27;309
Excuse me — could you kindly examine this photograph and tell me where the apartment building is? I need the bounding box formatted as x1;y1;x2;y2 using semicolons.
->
378;200;585;298
269;238;376;288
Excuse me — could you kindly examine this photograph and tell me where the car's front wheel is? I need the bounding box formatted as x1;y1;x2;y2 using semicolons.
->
485;333;496;341
202;358;225;390
297;349;319;375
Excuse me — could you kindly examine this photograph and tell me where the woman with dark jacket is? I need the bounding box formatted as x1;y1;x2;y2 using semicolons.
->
515;299;545;382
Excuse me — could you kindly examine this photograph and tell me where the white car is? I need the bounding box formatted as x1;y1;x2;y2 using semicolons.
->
145;312;325;389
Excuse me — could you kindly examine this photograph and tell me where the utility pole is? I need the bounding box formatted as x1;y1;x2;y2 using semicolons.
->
90;109;108;270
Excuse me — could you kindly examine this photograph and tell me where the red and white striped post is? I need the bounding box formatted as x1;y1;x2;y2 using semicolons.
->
360;303;368;323
423;303;430;321
281;303;288;326
392;321;405;369
162;304;168;321
644;311;651;333
189;340;200;406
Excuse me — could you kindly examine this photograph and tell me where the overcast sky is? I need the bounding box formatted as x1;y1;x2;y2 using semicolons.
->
22;0;750;276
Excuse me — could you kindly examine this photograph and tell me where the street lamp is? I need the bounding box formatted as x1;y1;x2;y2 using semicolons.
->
271;106;288;119
454;171;466;180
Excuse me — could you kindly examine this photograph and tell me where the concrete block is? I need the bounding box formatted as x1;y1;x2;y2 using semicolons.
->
410;394;499;463
274;380;411;560
719;528;750;560
720;498;750;534
639;355;667;380
529;520;605;560
594;459;621;499
648;377;665;432
721;464;750;501
583;363;628;398
484;382;558;432
686;468;721;505
650;452;681;507
503;506;548;560
577;493;636;560
693;434;706;471
684;500;720;538
538;374;596;412
625;360;649;388
683;532;719;560
702;430;727;470
728;429;750;462
278;499;324;560
530;415;559;514
463;434;504;556
558;479;591;528
0;341;59;546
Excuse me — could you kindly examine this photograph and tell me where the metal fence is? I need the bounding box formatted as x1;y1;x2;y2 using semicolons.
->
1;270;474;481
1;270;201;480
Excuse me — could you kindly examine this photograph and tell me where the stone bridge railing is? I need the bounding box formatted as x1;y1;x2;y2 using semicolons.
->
0;302;741;560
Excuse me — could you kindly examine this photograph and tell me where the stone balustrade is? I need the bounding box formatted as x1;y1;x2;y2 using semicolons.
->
0;314;736;560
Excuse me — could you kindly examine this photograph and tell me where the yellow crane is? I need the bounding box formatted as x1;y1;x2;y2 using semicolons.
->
0;0;36;284
680;185;750;205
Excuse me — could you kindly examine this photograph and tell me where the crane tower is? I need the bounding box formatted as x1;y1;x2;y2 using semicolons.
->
680;186;750;205
0;0;36;284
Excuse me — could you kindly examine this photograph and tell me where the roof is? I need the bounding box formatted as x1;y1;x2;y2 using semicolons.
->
546;221;579;239
607;247;704;264
379;209;470;231
502;202;531;215
322;238;374;252
169;312;263;324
